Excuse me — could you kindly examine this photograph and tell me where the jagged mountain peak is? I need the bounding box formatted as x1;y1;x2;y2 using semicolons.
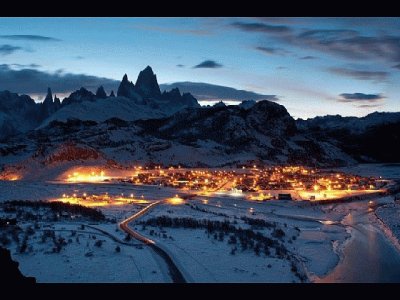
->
61;87;96;107
96;86;107;99
43;87;53;104
135;65;161;98
117;73;137;99
54;95;61;106
143;65;154;73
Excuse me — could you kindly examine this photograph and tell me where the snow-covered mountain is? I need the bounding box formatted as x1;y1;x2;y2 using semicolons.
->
0;66;200;139
38;96;167;128
0;90;48;140
297;112;400;134
297;112;400;163
0;65;398;176
160;82;277;103
45;66;200;125
0;99;356;180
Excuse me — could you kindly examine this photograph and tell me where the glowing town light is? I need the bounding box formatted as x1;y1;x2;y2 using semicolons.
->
168;195;184;205
320;220;335;225
65;170;109;183
8;175;21;181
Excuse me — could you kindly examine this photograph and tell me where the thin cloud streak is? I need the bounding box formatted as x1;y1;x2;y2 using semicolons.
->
0;35;61;42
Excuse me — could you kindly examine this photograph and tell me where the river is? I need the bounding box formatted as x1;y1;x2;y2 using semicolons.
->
317;207;400;283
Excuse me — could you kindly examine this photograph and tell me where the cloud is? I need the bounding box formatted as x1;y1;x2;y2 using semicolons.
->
0;35;60;42
0;64;119;96
329;67;388;82
393;64;400;70
176;64;185;68
255;46;289;56
357;104;384;108
338;93;385;103
160;81;278;102
193;60;223;69
134;25;212;36
299;29;358;40
0;44;22;55
295;30;400;64
232;21;400;64
300;56;317;60
231;21;291;34
10;63;41;69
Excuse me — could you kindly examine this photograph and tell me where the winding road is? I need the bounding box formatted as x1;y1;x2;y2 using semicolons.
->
117;182;225;283
118;198;190;283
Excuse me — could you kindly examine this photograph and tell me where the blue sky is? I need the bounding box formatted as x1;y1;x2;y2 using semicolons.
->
0;17;399;119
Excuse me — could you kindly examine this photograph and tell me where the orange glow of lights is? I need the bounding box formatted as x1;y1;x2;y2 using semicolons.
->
65;170;109;183
53;192;150;207
167;195;184;205
2;174;21;181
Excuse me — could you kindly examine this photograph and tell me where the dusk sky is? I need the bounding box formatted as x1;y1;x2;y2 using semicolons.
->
0;17;399;119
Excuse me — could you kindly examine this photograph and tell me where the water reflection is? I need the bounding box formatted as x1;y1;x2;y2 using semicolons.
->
317;211;400;283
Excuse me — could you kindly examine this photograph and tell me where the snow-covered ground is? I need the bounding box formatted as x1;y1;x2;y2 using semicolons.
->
375;203;400;251
132;196;352;281
334;163;400;180
8;223;165;283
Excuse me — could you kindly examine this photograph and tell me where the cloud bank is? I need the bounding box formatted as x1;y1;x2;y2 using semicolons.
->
193;60;223;69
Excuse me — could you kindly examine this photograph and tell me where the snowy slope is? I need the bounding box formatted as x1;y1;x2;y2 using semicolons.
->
38;96;166;128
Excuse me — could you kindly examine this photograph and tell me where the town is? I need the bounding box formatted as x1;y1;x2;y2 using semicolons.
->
59;165;388;205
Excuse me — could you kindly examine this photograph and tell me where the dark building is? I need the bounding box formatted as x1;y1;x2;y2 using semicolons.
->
278;193;292;200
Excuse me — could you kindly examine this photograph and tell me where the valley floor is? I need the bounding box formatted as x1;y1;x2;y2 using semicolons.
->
0;163;399;282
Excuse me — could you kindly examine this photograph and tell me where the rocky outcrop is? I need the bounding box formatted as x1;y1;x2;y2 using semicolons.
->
117;74;137;99
0;246;36;283
41;88;61;118
61;87;97;106
96;86;107;99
